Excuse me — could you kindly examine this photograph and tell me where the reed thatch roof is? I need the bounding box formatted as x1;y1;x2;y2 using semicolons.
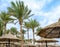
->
14;42;35;46
24;44;36;46
37;19;60;38
35;38;58;43
0;33;21;41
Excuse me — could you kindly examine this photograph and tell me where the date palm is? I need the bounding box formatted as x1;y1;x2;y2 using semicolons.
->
0;11;15;34
29;19;40;44
7;1;33;47
10;27;19;35
0;20;4;36
24;22;30;40
36;27;41;34
7;27;19;36
22;29;26;40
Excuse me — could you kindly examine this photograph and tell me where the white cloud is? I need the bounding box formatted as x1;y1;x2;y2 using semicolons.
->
39;5;60;27
20;0;53;15
1;0;60;28
0;0;53;15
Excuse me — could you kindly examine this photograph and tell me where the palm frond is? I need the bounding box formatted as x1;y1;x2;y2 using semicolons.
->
7;1;33;23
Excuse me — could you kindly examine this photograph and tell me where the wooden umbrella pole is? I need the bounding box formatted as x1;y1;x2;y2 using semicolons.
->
8;39;10;47
45;41;48;47
6;43;8;47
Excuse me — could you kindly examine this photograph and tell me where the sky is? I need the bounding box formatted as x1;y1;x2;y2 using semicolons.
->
0;0;60;45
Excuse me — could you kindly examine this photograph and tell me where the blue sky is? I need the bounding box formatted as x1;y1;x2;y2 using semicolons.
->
0;0;60;45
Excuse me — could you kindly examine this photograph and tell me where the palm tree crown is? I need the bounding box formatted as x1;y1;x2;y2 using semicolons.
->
36;27;41;35
29;19;40;44
0;11;15;34
24;22;30;40
29;19;40;29
7;1;33;47
10;27;18;35
8;1;33;24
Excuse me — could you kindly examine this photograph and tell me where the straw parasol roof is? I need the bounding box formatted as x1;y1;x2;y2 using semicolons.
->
35;38;58;43
24;43;36;46
37;19;60;38
0;32;21;41
14;42;36;46
35;38;58;47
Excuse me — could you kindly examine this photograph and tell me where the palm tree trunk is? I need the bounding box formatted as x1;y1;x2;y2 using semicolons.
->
23;34;24;40
27;29;29;40
33;29;35;44
20;23;24;47
4;23;6;34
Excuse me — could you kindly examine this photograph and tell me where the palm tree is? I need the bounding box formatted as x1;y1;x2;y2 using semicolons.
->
0;20;4;36
36;27;42;37
24;22;30;40
10;27;18;35
0;11;15;34
36;27;41;34
29;19;40;44
22;29;26;40
7;1;33;47
6;27;19;36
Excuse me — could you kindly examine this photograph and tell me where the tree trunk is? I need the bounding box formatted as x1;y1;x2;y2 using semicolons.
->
23;32;24;40
4;23;6;34
33;29;35;44
27;29;29;40
20;23;24;47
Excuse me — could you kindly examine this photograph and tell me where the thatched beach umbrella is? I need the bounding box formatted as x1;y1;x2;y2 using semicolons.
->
37;19;60;38
24;42;36;47
35;38;58;47
0;33;21;47
24;43;36;47
14;42;36;47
